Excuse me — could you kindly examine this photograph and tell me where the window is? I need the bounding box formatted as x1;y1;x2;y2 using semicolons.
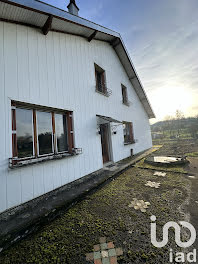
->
55;113;68;152
95;64;107;94
11;102;74;164
15;108;33;158
37;111;53;155
122;84;129;106
123;122;135;144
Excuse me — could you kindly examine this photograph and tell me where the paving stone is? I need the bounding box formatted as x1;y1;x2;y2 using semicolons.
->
102;258;110;264
94;259;102;264
107;242;114;249
99;237;106;243
108;248;116;257
86;252;94;261
94;244;100;251
94;251;102;259
101;243;108;250
110;256;117;264
101;250;109;258
115;247;123;256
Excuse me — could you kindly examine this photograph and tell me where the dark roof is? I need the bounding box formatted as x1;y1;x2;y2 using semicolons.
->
0;0;155;118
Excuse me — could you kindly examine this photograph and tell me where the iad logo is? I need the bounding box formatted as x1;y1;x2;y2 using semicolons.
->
150;215;197;263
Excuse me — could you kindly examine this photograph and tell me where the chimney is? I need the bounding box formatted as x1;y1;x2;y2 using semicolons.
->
67;0;79;16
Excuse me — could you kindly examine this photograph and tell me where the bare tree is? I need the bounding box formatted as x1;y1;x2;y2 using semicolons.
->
175;110;185;137
164;115;174;137
189;115;198;139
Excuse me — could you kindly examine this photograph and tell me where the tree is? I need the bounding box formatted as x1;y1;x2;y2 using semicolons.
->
175;110;185;137
164;115;174;137
189;116;198;139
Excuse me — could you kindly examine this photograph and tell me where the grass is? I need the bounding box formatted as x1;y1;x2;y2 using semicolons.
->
185;152;198;157
0;166;190;264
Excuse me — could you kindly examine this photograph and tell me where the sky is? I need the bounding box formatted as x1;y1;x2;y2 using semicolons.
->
40;0;198;123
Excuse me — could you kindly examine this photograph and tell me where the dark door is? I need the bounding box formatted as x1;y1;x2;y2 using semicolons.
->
100;124;110;163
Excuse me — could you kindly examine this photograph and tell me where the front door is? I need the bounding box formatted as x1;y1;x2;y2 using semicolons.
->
100;123;110;163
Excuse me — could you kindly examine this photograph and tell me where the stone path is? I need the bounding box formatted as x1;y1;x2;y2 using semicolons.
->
86;237;123;264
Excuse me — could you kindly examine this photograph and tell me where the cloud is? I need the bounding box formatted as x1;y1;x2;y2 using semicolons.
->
128;18;198;119
36;0;198;121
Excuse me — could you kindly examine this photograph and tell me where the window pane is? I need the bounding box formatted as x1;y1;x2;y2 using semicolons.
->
123;123;131;143
96;71;103;92
16;108;33;158
55;114;68;152
122;86;127;103
37;111;53;155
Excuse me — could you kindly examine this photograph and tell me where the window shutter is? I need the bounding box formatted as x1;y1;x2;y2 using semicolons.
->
66;111;74;153
11;102;18;160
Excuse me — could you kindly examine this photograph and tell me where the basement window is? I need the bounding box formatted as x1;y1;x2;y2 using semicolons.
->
123;122;135;145
10;101;79;168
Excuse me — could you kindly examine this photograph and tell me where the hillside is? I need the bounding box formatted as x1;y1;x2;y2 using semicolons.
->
151;117;198;140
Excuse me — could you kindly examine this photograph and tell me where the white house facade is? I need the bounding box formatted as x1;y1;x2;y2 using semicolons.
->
0;0;155;214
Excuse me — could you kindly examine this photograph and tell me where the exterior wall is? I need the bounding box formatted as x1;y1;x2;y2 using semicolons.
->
0;22;152;213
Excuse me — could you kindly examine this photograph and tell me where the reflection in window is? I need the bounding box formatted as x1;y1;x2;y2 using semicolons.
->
16;108;33;158
55;114;68;152
123;122;134;144
37;111;53;155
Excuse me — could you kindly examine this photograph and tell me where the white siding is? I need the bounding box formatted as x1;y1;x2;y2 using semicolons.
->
0;22;152;213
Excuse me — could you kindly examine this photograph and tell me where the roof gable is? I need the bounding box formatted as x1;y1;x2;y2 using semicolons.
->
0;0;155;118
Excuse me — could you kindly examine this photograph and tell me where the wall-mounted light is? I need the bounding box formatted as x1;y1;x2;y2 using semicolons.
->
111;125;117;135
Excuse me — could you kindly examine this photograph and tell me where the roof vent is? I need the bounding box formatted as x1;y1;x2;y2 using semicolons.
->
67;0;79;16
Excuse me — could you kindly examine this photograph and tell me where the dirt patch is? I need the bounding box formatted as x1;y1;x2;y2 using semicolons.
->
185;157;198;175
152;140;198;157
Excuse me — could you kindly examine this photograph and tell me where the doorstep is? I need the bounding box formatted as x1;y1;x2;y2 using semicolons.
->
0;147;159;253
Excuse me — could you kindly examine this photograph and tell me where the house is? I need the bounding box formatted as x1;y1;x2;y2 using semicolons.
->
0;0;155;214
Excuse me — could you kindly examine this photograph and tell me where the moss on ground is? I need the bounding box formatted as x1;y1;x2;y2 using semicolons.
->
0;162;191;264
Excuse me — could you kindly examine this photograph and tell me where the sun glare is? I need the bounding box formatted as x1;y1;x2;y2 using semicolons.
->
152;86;193;120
